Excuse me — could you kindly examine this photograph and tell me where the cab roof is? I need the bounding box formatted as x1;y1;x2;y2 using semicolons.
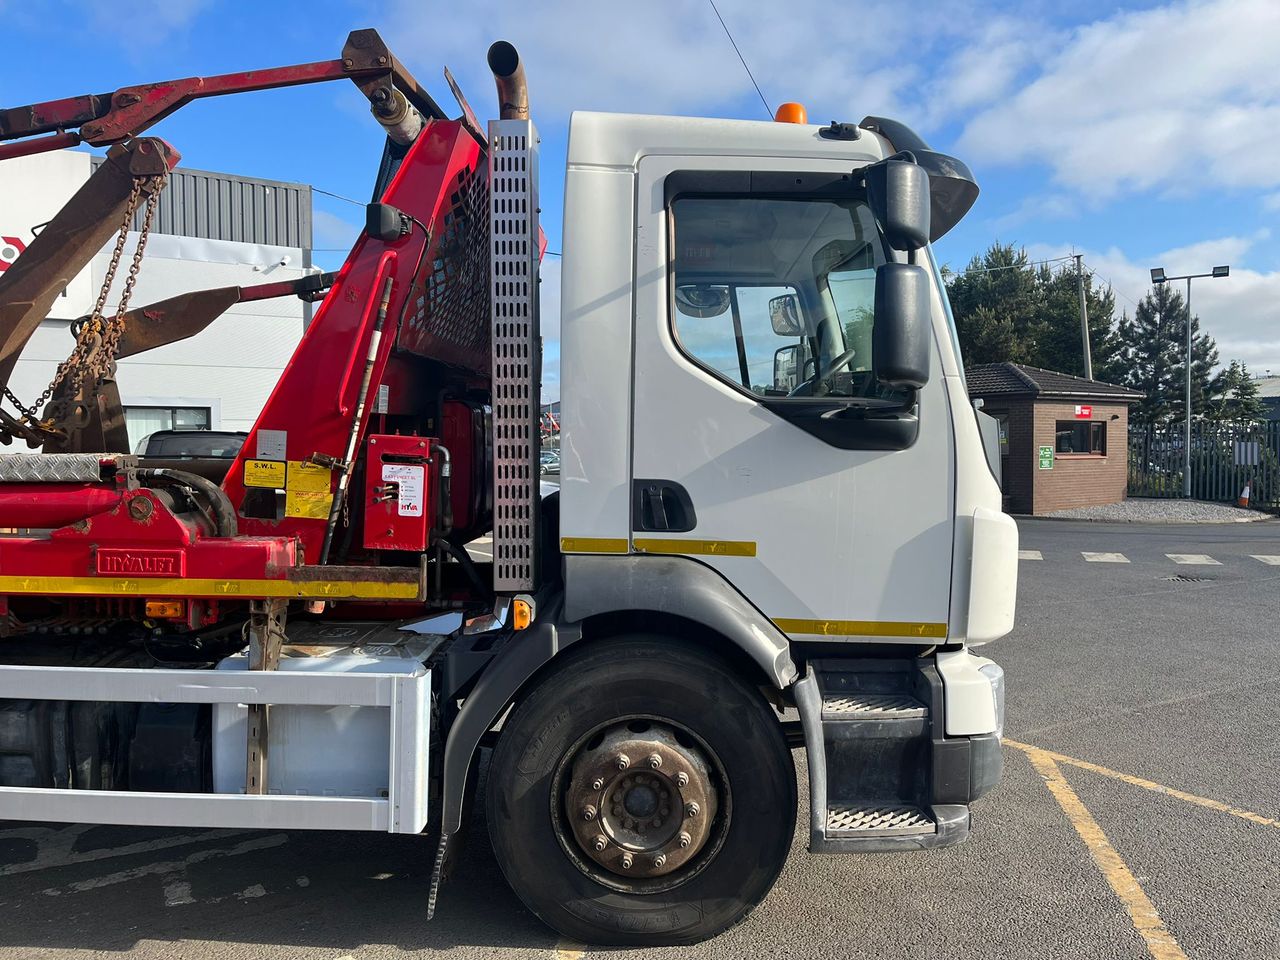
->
566;111;893;170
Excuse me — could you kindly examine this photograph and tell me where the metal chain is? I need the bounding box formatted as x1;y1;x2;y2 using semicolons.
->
5;168;167;429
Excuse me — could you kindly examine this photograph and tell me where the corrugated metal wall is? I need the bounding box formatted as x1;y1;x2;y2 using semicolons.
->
89;160;312;249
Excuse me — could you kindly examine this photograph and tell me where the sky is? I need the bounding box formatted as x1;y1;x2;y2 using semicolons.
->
3;0;1279;399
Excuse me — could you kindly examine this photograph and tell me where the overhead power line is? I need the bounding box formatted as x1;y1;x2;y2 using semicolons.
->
312;186;364;207
707;0;772;119
956;254;1075;276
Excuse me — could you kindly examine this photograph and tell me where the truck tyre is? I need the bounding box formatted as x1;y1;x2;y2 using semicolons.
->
485;635;795;946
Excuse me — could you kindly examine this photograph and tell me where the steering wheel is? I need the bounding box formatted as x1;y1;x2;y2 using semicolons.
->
815;347;858;382
786;347;859;398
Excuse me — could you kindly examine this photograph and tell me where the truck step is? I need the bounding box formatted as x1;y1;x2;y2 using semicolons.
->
826;804;935;838
821;692;927;720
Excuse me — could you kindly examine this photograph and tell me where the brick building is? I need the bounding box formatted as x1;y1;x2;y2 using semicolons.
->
968;363;1143;515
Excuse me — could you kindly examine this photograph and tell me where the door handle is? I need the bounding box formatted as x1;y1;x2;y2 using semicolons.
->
632;479;697;533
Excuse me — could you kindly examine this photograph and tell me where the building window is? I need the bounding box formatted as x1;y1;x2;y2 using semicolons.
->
125;406;211;452
1055;420;1105;456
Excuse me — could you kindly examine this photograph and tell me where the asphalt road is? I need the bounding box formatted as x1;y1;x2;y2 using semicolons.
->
2;517;1278;959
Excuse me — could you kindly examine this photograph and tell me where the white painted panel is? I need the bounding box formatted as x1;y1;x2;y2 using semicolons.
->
558;161;635;544
630;154;955;632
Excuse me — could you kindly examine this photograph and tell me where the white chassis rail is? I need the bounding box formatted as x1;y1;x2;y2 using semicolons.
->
0;664;431;833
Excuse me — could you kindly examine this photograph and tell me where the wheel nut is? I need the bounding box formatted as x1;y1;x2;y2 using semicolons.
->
620;853;634;869
647;753;662;769
581;804;597;821
675;772;689;788
624;817;635;829
616;754;630;770
591;777;605;790
653;853;667;868
593;835;608;852
685;801;700;818
651;817;662;828
678;831;692;848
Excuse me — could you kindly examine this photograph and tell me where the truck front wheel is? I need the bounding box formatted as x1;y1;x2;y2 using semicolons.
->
485;635;796;946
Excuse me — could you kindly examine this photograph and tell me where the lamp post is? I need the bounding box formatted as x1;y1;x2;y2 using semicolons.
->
1149;265;1230;498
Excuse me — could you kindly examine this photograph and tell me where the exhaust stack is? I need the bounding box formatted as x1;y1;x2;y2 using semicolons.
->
487;41;529;121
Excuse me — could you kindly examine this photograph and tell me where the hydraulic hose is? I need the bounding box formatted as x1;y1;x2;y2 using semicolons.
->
321;273;394;564
137;467;238;538
432;442;453;534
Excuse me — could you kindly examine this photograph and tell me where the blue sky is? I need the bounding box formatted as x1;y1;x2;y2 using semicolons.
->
4;0;1279;398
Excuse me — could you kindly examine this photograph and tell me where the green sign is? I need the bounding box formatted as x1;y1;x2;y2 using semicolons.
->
1038;445;1054;470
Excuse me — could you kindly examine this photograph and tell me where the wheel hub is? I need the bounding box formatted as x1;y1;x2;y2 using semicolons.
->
565;721;718;879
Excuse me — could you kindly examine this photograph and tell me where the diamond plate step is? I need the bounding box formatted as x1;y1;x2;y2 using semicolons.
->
821;693;927;719
826;805;936;837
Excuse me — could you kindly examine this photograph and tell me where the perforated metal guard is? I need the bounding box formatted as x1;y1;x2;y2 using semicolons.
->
827;805;935;836
0;453;124;482
822;693;927;718
400;161;491;374
488;119;540;592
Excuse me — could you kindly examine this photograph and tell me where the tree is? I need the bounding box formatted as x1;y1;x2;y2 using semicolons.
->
944;243;1122;377
1115;283;1219;425
945;244;1046;367
1034;264;1123;382
1207;360;1266;423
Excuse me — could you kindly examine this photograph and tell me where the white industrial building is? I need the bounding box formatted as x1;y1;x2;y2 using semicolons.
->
0;149;314;449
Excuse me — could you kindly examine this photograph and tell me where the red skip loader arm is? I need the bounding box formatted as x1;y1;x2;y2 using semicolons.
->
0;29;447;161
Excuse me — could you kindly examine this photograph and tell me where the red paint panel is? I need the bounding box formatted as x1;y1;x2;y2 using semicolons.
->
223;121;484;561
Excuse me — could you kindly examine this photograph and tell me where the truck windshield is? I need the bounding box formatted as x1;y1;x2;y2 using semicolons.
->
670;195;905;402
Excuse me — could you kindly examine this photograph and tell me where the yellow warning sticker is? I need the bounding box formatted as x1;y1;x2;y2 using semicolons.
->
244;459;286;488
285;490;332;519
287;460;332;492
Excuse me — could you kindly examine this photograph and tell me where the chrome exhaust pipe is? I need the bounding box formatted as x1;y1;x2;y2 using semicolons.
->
487;41;529;121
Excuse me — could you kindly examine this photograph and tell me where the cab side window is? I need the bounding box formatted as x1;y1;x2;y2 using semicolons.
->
669;195;889;400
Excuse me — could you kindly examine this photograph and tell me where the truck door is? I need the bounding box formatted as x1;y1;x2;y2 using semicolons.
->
629;156;956;642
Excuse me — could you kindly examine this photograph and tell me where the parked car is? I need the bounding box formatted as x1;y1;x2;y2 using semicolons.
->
539;450;560;475
135;429;247;459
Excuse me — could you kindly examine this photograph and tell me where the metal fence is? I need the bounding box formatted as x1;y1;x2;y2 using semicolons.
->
1128;421;1280;511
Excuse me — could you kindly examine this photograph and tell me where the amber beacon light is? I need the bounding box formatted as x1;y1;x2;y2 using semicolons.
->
774;102;808;123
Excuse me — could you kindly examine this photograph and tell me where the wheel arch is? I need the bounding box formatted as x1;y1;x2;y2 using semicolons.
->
438;556;798;836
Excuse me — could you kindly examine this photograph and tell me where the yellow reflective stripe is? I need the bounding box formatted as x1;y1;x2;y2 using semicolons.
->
0;576;420;600
773;618;948;639
559;537;629;554
633;538;757;557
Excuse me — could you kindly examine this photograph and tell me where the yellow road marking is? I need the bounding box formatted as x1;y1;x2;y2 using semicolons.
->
1021;746;1188;960
553;939;585;960
772;618;948;639
1008;740;1280;830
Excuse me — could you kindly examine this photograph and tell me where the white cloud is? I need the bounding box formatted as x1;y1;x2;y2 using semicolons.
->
312;209;359;251
959;0;1280;197
1026;232;1280;373
384;0;1030;135
79;0;209;47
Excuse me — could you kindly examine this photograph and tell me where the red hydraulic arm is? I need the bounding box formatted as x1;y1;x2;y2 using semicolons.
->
0;29;447;161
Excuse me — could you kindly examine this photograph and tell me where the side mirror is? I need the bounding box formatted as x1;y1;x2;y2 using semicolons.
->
864;158;930;252
769;294;804;335
366;202;412;242
773;344;803;391
873;262;931;390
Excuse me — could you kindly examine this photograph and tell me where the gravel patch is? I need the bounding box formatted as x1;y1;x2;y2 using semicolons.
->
1044;498;1273;523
